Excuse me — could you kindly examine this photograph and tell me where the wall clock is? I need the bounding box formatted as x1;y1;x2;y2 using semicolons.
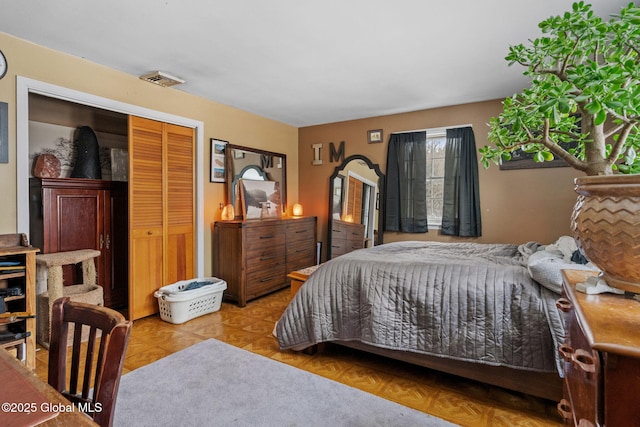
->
0;49;7;79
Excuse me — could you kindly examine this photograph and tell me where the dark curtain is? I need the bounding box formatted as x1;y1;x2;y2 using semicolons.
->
441;127;482;237
384;132;428;233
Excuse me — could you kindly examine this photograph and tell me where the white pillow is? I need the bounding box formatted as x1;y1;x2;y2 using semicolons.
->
527;250;598;294
545;235;578;261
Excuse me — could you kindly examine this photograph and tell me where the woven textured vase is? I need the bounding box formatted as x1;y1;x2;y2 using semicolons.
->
571;175;640;293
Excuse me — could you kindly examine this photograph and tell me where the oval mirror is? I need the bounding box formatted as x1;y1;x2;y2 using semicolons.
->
225;144;286;219
327;155;384;259
240;165;267;181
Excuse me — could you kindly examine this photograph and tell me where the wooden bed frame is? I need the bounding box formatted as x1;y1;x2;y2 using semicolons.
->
336;341;563;402
287;255;563;403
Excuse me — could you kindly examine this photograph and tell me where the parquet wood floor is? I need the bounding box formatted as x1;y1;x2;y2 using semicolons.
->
35;289;562;426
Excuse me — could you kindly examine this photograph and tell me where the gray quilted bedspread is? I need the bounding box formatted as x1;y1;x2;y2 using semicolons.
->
276;241;564;374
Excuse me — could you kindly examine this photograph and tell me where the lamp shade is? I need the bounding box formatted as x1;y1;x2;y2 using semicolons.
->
292;203;303;216
221;204;235;221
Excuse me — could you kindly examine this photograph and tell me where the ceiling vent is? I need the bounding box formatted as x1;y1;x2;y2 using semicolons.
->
139;71;185;87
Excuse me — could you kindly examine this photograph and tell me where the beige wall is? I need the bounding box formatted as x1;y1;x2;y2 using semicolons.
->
1;32;584;270
299;100;583;260
0;32;298;276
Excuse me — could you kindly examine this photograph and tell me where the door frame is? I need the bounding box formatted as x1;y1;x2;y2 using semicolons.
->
16;76;205;276
345;170;377;246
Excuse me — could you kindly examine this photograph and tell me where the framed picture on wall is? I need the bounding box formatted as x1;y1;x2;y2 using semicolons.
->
210;138;228;182
0;102;8;163
367;129;383;144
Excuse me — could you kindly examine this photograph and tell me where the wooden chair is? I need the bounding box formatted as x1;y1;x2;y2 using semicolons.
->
48;297;131;427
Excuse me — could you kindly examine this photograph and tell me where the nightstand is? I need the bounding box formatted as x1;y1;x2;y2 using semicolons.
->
557;269;640;426
287;264;322;298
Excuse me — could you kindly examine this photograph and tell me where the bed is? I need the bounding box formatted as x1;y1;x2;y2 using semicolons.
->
275;239;595;401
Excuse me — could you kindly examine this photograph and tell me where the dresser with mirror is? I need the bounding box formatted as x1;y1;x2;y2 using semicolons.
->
213;144;316;306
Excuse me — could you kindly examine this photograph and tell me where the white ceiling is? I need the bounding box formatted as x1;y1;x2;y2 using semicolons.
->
0;0;629;127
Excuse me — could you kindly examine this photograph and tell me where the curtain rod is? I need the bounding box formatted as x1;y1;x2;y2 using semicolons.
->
391;123;473;134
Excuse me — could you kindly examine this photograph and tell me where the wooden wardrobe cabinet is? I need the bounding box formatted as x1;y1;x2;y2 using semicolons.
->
329;219;365;258
29;178;128;308
213;216;316;307
557;270;640;427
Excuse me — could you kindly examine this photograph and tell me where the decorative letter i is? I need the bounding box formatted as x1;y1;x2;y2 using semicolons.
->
312;143;323;165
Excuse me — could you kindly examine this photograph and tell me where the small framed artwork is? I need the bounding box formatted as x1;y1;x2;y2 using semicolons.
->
368;129;383;144
210;138;228;183
499;140;576;170
239;179;282;220
0;102;8;163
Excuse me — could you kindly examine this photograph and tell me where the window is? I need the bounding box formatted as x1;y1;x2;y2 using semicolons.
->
425;132;446;227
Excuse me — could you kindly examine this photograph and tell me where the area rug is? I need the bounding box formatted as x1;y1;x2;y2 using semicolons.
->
114;339;457;427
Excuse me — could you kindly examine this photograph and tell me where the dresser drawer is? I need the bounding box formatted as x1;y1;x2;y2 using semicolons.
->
246;264;287;298
286;219;315;242
330;220;350;235
287;245;315;272
246;249;286;275
246;223;285;242
246;231;285;255
346;234;364;250
330;241;349;258
287;238;314;257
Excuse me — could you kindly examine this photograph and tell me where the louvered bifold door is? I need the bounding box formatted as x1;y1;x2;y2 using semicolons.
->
128;117;196;320
129;116;164;320
346;176;364;224
165;123;195;285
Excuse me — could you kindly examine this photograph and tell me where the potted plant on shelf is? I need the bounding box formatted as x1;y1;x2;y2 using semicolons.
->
480;1;640;292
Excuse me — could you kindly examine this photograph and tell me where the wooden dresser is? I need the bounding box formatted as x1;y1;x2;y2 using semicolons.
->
329;219;365;258
213;216;316;306
557;269;640;427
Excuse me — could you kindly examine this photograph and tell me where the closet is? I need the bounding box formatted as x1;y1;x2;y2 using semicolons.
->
28;95;195;320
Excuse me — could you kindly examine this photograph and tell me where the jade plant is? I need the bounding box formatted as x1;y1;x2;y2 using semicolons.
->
480;1;640;176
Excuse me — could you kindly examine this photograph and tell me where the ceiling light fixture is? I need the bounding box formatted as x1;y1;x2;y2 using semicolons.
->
139;71;185;87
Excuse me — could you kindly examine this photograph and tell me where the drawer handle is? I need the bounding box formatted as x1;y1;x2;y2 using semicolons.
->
556;298;572;312
557;399;573;421
260;256;275;261
573;348;596;374
260;235;275;239
295;230;306;234
260;276;277;282
558;344;574;362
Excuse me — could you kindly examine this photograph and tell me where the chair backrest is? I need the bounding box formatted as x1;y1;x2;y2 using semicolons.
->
48;297;131;427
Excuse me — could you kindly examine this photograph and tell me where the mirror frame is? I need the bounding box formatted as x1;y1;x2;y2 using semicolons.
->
225;144;287;219
327;154;385;259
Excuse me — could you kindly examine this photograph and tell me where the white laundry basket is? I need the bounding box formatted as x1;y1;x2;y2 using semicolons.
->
154;277;227;324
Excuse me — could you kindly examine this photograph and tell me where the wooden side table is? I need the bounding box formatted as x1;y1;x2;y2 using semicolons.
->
287;264;322;298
